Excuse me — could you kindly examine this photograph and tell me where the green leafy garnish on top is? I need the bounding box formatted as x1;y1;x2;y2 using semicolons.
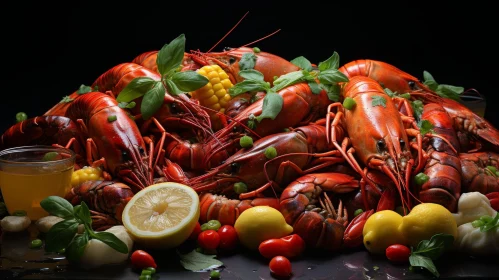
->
471;213;499;232
228;51;348;124
371;95;387;108
423;71;463;101
418;120;435;136
116;34;209;120
177;249;223;272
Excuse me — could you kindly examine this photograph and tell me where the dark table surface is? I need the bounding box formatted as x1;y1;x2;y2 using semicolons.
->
1;226;499;280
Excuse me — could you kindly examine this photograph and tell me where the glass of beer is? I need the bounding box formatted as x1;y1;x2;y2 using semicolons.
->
0;146;76;221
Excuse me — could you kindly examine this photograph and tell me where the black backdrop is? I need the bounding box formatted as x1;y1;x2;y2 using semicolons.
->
2;1;497;134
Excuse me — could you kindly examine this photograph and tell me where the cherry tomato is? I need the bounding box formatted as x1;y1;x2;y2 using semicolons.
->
188;222;202;240
130;250;157;270
217;225;238;251
269;256;292;277
197;229;220;250
386;244;411;263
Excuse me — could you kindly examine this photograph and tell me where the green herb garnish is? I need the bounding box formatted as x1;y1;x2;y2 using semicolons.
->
40;196;128;262
409;233;454;278
239;52;257;71
418;120;435;136
117;34;208;120
371;95;386;108
414;172;430;186
423;71;463;101
59;96;74;103
177;249;223;272
472;213;499;232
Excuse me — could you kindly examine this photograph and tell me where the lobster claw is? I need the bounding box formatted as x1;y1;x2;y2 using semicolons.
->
343;209;374;248
486;192;499;212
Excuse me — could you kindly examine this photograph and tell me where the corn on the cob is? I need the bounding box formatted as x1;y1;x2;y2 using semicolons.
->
191;65;233;121
71;166;104;188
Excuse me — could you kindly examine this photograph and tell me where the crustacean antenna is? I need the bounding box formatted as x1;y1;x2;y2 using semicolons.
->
206;11;250;53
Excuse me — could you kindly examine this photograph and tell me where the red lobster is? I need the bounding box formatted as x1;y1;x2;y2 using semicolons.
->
64;91;154;192
327;76;423;213
460;152;499;194
65;180;134;231
418;103;462;212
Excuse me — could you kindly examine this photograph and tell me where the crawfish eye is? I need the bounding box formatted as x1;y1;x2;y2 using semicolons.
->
121;150;130;161
230;162;240;174
229;57;236;64
223;47;232;51
399;139;405;148
408;81;417;90
138;147;145;155
376;139;386;152
170;103;179;114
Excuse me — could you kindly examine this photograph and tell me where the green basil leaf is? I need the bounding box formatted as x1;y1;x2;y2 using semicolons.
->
308;82;322;94
371;95;387;108
321;83;340;102
66;232;89;262
45;219;79;252
417;120;435;136
318;52;340;71
413;233;454;260
384;88;396;97
238;69;265;81
75;201;92;226
165;79;183;96
116;77;157;103
481;213;499;232
255;92;283;122
76;84;93;94
92;231;129;254
177;249;223;272
118;101;136;109
424;79;438;91
141;82;166;120
156;34;186;77
290;56;313;71
40;196;74;219
436;84;463;101
60;96;74;103
228;80;269;97
239;52;257;71
411;100;424;121
423;70;435;82
318;68;349;85
272;71;305;92
170;71;208;92
409;255;439;277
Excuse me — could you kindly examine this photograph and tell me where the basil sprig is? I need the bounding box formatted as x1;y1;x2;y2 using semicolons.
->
117;34;209;120
409;233;454;278
471;213;499;232
423;71;463;101
40;196;128;262
228;51;348;124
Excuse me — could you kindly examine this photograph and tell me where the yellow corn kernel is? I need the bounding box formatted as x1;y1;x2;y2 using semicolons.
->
191;65;234;121
71;166;103;188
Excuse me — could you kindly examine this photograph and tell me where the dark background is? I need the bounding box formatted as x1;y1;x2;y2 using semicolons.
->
1;1;497;134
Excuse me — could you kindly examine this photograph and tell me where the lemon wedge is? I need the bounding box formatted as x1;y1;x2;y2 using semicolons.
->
122;182;200;249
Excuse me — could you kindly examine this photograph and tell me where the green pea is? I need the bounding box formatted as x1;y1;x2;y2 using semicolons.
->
30;239;43;249
12;210;27;216
264;146;277;159
139;275;151;280
16;112;28;123
354;209;363;217
343;97;356;110
201;220;222;231
414;172;429;186
141;270;152;276
283;128;290;132
144;267;156;274
253;47;261;53
399;93;411;99
239;136;253;148
42;152;59;161
107;115;117;122
234;182;248;194
210;270;221;279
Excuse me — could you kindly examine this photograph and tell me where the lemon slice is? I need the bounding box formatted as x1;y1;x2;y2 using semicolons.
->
122;182;200;249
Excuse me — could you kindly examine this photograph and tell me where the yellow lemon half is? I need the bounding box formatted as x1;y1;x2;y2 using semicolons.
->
363;210;406;254
122;182;200;249
234;206;293;251
400;203;457;247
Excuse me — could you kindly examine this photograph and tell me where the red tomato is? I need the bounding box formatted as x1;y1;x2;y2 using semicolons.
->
197;229;220;250
217;225;238;250
386;244;411;263
188;222;202;240
259;234;305;259
130;250;157;269
269;256;292;277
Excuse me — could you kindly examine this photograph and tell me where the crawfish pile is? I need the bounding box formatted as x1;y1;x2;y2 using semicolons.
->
1;37;499;252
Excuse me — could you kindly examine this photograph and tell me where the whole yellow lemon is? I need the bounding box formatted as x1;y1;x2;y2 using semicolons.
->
363;210;407;254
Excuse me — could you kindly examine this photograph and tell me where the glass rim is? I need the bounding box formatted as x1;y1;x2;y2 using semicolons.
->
0;145;76;166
